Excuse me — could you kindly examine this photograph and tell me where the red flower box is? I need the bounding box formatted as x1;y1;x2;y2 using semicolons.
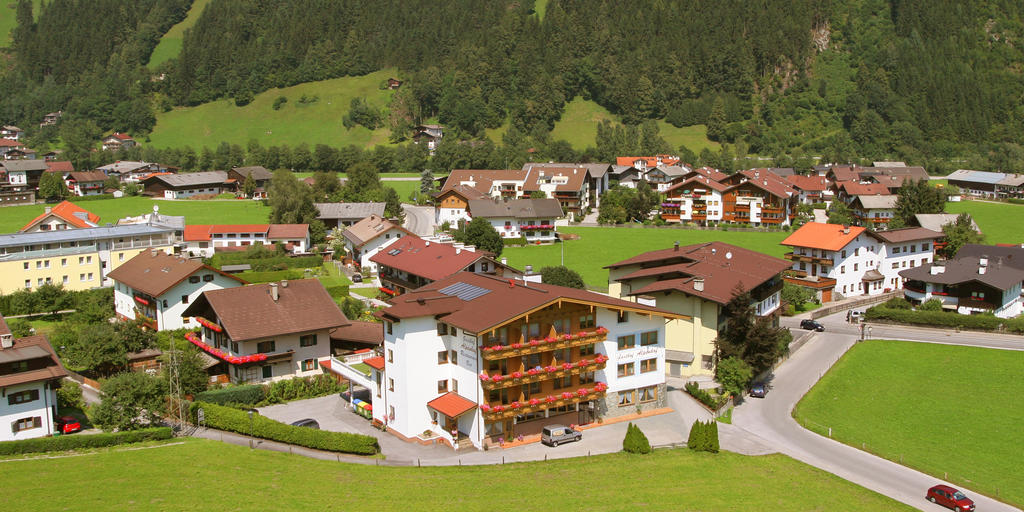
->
561;363;573;370
529;340;540;346
596;326;609;334
511;342;522;349
594;354;608;364
545;336;557;343
561;392;574;399
545;395;556;403
511;371;523;379
511;401;522;409
479;373;490;382
528;398;541;406
526;368;540;375
492;374;504;382
576;388;589;396
480;404;492;412
545;366;558;373
492;405;504;412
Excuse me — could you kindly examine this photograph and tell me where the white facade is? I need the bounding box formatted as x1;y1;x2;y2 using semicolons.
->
113;271;243;331
791;234;936;299
69;180;105;196
183;240;213;258
197;327;331;384
484;217;557;243
347;229;406;273
164;186;223;199
905;281;1023;319
0;380;57;442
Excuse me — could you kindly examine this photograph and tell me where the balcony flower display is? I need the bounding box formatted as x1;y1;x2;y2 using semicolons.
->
526;368;540;376
545;395;556;403
492;405;504;413
561;392;574;399
479;373;491;382
528;398;541;406
492;374;504;382
511;371;523;379
595;326;609;334
511;342;522;349
579;359;592;367
561;362;573;370
576;388;589;397
594;354;609;364
593;382;608;392
185;330;267;365
528;339;540;347
196;317;222;332
480;404;492;412
133;295;150;306
511;401;522;409
561;333;573;341
544;336;557;343
544;365;558;373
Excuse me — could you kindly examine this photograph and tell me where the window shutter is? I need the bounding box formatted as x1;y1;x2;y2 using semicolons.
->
11;420;18;433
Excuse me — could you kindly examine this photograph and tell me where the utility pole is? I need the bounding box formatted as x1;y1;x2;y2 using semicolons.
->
167;336;186;433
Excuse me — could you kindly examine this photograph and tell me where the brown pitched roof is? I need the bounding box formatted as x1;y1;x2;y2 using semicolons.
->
267;224;309;239
665;176;729;195
606;242;791;305
728;169;795;198
330;321;384;345
440;169;529;196
182;279;349;342
107;249;246;297
378;272;683;334
67;171;107;183
899;256;1024;290
230;166;273;181
680;167;728;182
837;181;891;196
466;198;563;219
869;227;943;243
786;174;831;192
956;244;1024;269
522;166;590;193
0;333;68;388
342;215;413;248
828;165;859;182
369;237;492;281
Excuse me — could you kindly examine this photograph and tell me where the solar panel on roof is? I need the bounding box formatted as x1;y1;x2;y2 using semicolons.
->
439;282;492;301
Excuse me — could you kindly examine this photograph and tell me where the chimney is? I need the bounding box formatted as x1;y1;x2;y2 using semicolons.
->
425;241;430;247
674;241;679;252
1;333;13;349
44;206;52;214
979;265;987;275
693;277;705;292
930;261;945;275
842;224;850;235
269;282;279;301
501;257;508;265
979;257;988;267
280;279;288;288
456;247;461;255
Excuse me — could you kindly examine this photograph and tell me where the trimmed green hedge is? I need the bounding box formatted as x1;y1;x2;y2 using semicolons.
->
68;194;117;202
210;254;323;272
685;382;728;409
0;427;173;456
865;306;1024;333
235;269;305;283
195;385;266;406
191;402;378;455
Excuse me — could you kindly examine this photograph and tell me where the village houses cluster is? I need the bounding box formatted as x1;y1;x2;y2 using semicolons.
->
1;142;1019;450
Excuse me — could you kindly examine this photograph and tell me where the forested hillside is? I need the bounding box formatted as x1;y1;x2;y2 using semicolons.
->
1;0;1022;172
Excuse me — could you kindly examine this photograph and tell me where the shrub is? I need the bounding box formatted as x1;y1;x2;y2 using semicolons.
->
864;306;1007;331
195;385;266;407
57;380;86;410
622;422;652;454
918;298;943;311
323;285;350;300
501;236;527;246
882;297;912;310
191;402;377;455
685;381;727;409
68;194;116;202
260;374;345;405
687;420;719;453
0;427;172;456
272;96;288;110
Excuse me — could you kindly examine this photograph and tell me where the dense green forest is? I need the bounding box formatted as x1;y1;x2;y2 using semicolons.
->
2;0;1023;172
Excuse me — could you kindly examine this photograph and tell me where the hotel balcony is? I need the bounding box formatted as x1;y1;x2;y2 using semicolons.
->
481;328;607;361
784;252;833;266
783;272;837;290
480;357;608;391
761;206;785;215
481;385;607;421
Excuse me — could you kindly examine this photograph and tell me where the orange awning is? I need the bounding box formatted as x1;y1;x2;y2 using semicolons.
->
427;392;477;418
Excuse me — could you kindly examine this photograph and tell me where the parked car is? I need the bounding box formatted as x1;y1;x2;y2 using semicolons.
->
926;485;975;511
290;418;320;429
55;415;82;434
749;383;768;398
800;319;825;332
541;424;581;447
847;309;864;322
351;273;362;283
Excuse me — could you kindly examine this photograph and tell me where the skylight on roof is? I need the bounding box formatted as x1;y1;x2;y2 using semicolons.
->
439;282;492;301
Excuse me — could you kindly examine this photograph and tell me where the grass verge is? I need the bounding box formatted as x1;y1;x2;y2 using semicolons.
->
794;340;1024;507
2;437;913;511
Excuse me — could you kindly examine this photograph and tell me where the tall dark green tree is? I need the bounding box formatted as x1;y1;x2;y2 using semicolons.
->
457;217;503;257
893;179;946;227
713;287;789;375
939;213;984;258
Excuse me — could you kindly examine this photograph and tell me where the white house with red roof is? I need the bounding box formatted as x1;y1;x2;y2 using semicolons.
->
341;215;414;273
660;176;728;224
183;224;310;257
785;174;834;205
101;132;137;151
324;272;683;450
65;171;108;196
370;236;521;296
0;315;69;442
466;198;564;243
19;201;101;232
781;222;942;301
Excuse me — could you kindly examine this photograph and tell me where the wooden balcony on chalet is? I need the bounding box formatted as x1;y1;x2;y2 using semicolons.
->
783;270;837;289
784;252;833;266
481;328;607;361
480;358;607;391
481;387;607;421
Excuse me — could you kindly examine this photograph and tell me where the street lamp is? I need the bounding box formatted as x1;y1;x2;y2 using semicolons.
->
247;409;254;449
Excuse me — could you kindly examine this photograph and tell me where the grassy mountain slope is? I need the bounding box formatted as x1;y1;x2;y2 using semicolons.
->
148;69;395;149
147;0;211;68
0;0;39;47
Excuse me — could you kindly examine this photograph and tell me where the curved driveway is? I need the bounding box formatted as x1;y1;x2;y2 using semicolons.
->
732;321;1022;512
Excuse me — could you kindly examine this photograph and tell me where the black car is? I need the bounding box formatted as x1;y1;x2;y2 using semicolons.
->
290;418;320;429
800;319;825;332
749;383;768;398
351;273;363;283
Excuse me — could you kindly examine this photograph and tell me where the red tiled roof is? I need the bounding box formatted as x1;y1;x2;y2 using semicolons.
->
20;200;100;231
267;224;309;239
426;392;477;418
828;165;859;182
786;174;830;192
730;169;796;198
363;356;385;370
837;181;891;196
369;237;487;281
184;225;213;241
665;176;728;195
112;132;133;141
45;160;74;173
0;139;23;147
615;155;681;167
0;333;68;388
782;222;866;251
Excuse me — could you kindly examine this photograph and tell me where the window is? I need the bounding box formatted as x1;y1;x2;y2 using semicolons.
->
893;246;900;254
579;313;594;329
892;262;899;269
617;362;635;377
579;343;595;357
181;295;189;305
841;250;847;258
78;257;84;264
618;390;636;407
854;248;859;256
119;253;124;261
522;381;541;398
640;358;657;373
481;262;489;272
921;243;929;251
231;341;238;353
261;365;273;379
579;371;595;384
23;262;28;270
61;258;67;267
617;335;636;350
853;263;858;271
301;359;318;371
555;375;573;389
451;379;459;393
12;416;41;433
8;389;39;405
910;245;916;253
437;351;449;364
639;385;657;403
437;380;448;393
436;323;448;336
203;274;214;282
617;310;629;323
388;378;395;392
385;321;393;335
486;327;507;344
387;349;393;363
62;275;68;285
189;276;200;284
162;300;168;308
11;361;29;373
524;322;540;339
37;278;43;287
299;334;317;347
840;266;845;274
971;291;986;299
450;350;458;366
87;273;93;281
24;280;30;289
79;274;85;282
257;340;276;353
525;352;542;369
640;331;658;346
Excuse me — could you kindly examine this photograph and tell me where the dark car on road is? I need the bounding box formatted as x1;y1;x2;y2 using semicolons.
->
749;383;768;398
55;415;82;434
290;418;320;429
351;273;362;283
800;319;825;332
926;485;974;511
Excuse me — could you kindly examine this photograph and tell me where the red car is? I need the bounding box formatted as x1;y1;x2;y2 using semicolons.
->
55;415;82;435
926;485;974;511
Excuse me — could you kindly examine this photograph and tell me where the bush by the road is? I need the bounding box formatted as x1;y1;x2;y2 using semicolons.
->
0;427;172;455
623;422;652;454
195;385;266;407
864;305;1024;333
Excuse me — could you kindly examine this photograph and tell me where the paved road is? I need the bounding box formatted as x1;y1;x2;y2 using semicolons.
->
402;204;435;237
732;331;1022;512
783;311;1024;351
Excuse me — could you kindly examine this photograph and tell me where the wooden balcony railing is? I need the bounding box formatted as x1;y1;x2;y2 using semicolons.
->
480;357;608;391
481;328;608;361
481;384;608;421
784;252;833;265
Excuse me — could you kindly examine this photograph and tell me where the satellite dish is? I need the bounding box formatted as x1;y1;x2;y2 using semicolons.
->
726;251;733;260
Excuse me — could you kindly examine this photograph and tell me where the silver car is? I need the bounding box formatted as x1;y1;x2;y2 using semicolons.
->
541;424;581;447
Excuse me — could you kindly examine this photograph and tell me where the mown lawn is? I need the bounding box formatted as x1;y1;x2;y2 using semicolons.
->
148;70;397;149
146;0;211;67
657;122;720;154
549;97;718;154
501;226;790;289
0;0;40;47
794;340;1024;507
945;200;1024;245
0;197;271;234
3;438;912;512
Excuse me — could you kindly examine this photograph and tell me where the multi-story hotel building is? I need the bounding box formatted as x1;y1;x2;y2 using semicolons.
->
347;272;682;450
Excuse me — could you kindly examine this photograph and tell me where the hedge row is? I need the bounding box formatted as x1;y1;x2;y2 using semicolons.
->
324;285;350;300
235;269;305;284
864;306;1024;333
685;382;728;410
68;194;117;202
195;385;265;406
192;402;378;455
0;427;173;456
